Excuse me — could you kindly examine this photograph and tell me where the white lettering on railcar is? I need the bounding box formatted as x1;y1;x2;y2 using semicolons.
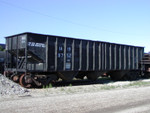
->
58;53;64;58
65;63;71;69
58;46;63;51
67;47;71;52
21;36;26;44
28;42;45;48
66;53;72;58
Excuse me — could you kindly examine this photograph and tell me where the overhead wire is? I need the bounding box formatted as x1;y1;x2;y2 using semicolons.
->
0;0;142;36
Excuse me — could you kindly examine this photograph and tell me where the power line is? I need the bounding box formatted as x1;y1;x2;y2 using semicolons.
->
0;0;142;36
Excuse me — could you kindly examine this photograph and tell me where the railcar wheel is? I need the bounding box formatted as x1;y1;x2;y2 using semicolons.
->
123;71;138;80
143;72;150;78
12;75;19;83
19;74;32;88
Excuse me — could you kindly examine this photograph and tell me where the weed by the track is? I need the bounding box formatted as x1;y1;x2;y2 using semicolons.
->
43;83;53;89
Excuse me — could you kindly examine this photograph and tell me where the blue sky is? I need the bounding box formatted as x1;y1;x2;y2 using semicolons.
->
0;0;150;52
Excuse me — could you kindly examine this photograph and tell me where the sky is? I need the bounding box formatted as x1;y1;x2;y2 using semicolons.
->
0;0;150;52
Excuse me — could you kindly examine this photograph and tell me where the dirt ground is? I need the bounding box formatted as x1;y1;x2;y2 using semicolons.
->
1;80;150;113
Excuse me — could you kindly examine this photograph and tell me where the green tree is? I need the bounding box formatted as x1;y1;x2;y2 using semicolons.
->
0;46;4;51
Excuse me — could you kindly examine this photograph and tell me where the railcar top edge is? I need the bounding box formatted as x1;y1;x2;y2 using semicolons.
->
5;32;144;48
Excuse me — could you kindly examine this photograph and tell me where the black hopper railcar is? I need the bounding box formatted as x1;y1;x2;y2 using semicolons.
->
4;32;145;88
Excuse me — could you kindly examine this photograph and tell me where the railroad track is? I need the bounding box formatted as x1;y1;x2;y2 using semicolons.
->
47;78;113;87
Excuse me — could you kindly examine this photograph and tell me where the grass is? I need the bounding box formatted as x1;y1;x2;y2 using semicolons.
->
43;83;53;89
42;79;150;95
126;80;150;87
100;85;117;90
69;83;72;87
100;80;150;90
60;87;65;91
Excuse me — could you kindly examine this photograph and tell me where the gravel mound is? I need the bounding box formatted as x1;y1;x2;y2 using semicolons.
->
0;74;29;97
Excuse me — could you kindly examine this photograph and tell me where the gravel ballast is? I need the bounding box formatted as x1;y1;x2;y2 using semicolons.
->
1;73;150;98
0;74;29;97
1;73;150;112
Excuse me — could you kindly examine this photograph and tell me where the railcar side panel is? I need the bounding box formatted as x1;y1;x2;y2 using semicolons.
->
5;32;144;74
